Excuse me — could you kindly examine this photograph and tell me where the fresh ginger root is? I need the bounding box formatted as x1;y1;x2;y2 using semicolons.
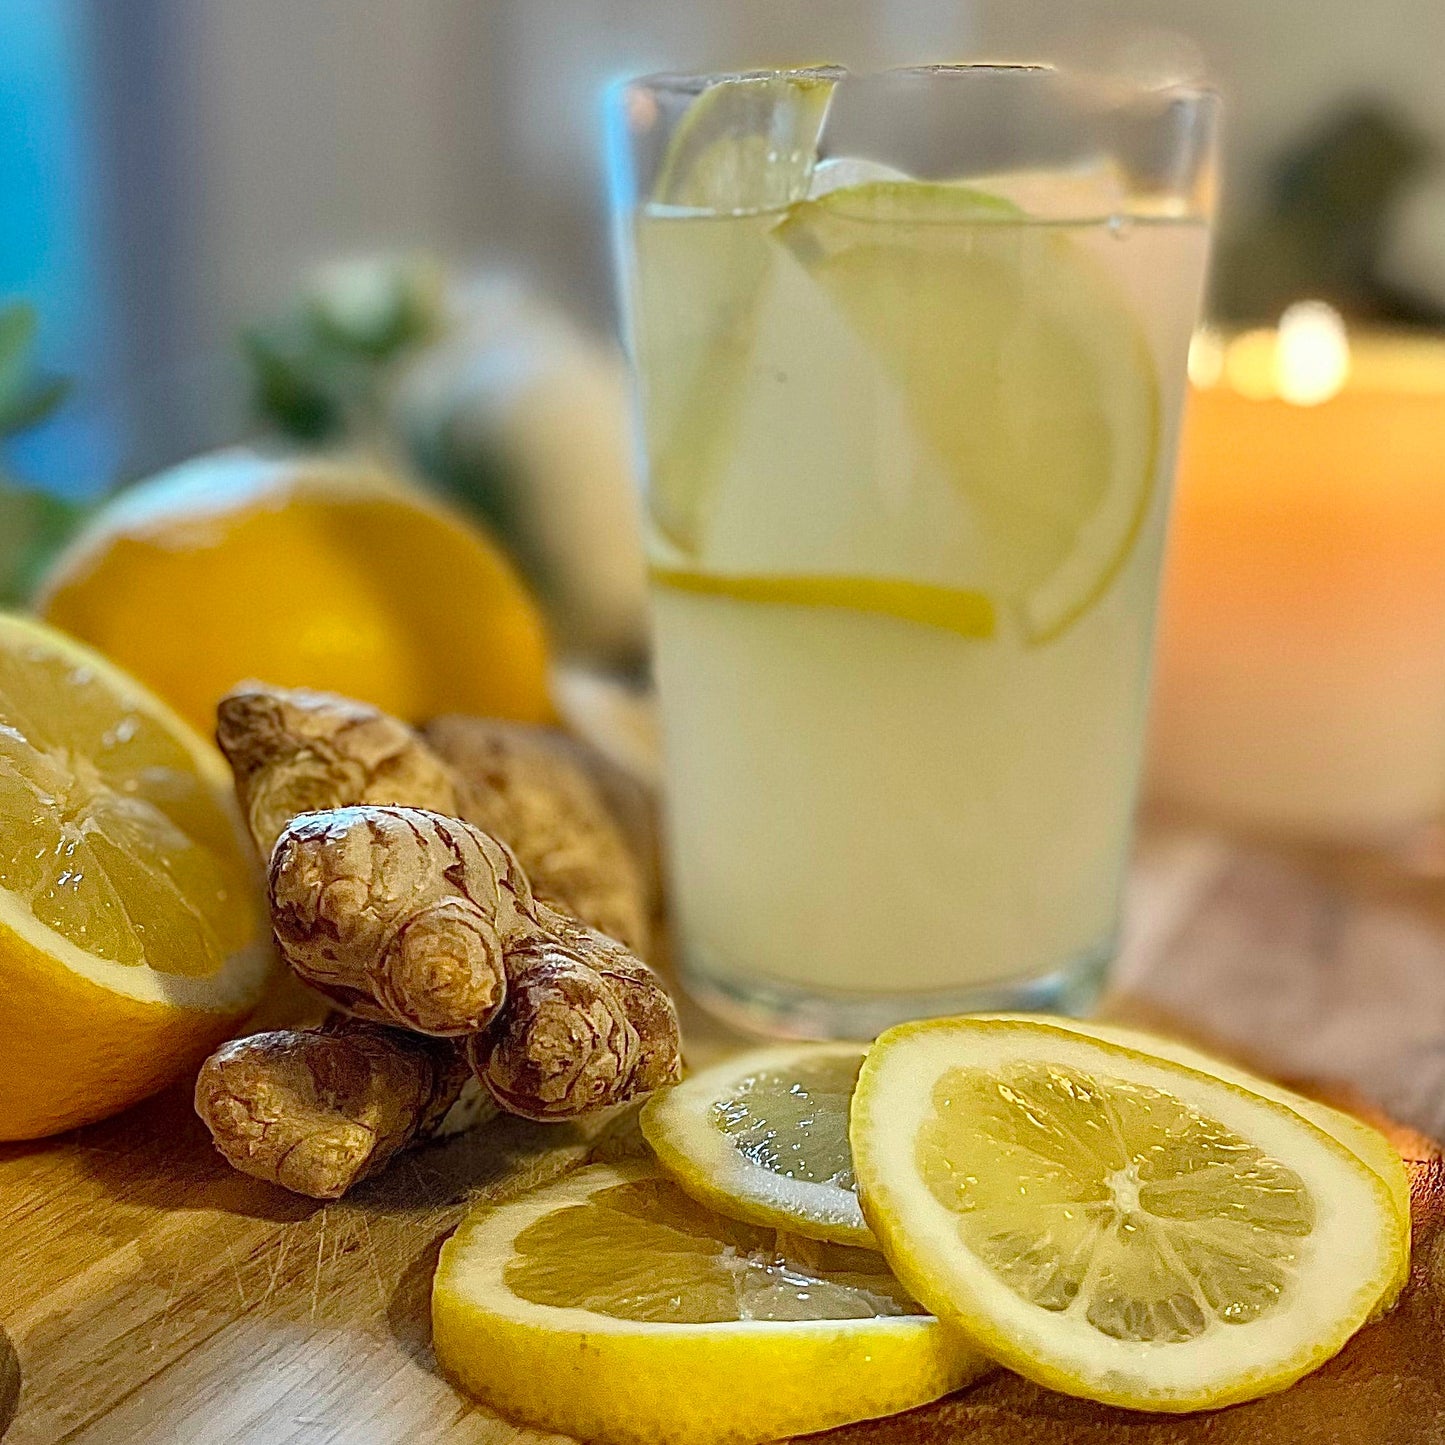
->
218;684;468;859
268;806;533;1035
198;684;679;1197
269;805;680;1118
424;714;650;955
475;908;682;1120
195;1017;472;1199
218;685;651;948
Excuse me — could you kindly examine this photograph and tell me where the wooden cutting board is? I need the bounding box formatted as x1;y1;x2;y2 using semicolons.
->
3;818;1445;1445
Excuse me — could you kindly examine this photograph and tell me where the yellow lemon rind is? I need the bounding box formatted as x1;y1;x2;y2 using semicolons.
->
641;1042;875;1247
649;567;996;640
432;1162;986;1445
851;1017;1406;1414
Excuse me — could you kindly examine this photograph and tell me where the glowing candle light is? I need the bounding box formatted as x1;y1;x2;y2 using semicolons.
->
1148;315;1445;839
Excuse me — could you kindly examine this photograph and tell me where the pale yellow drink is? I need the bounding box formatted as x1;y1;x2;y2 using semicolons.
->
625;129;1209;1030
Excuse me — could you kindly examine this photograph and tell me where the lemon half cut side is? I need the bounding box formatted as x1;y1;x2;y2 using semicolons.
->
0;612;271;1138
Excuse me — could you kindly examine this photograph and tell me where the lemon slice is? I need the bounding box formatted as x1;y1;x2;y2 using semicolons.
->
777;181;1159;642
637;72;837;556
642;1043;874;1246
432;1161;987;1445
649;566;995;639
0;613;271;1138
851;1017;1406;1412
981;1012;1413;1296
652;69;838;213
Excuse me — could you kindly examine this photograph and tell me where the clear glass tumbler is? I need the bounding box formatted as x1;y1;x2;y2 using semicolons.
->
608;64;1218;1037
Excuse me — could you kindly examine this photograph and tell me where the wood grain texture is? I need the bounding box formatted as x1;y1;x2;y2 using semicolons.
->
2;819;1444;1445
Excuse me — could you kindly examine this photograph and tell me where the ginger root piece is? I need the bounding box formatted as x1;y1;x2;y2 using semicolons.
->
269;807;535;1036
218;684;465;860
270;805;681;1118
219;684;652;950
199;686;677;1197
472;906;681;1121
424;714;650;955
194;1016;471;1199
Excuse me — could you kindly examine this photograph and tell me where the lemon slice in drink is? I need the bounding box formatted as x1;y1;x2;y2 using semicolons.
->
432;1161;987;1445
0;613;270;1139
851;1017;1406;1412
777;181;1159;642
649;567;995;638
638;71;837;555
642;1043;874;1246
652;69;839;213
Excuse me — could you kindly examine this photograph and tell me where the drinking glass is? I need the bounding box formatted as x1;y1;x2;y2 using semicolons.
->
608;64;1218;1036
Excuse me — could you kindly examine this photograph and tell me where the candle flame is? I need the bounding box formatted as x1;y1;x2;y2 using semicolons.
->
1274;300;1351;405
1187;328;1225;388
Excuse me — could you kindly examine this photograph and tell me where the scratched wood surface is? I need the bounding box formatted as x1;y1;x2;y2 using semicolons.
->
3;816;1445;1445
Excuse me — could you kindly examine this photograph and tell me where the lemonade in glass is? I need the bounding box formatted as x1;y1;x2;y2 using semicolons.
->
609;66;1218;1035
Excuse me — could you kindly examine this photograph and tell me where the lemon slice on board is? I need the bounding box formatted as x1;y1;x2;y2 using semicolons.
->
0;613;271;1138
982;1012;1413;1299
777;180;1159;642
641;1043;874;1246
432;1161;988;1445
850;1017;1406;1412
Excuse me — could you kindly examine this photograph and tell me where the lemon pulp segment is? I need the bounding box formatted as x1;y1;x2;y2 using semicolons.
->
919;1061;1314;1339
641;1043;872;1245
506;1174;908;1322
0;616;257;977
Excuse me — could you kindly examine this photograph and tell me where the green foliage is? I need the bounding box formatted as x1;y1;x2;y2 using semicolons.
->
0;485;88;608
1212;105;1441;325
0;300;85;607
0;303;70;440
243;256;444;441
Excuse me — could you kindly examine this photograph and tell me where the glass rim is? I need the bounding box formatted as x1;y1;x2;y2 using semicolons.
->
619;62;1219;106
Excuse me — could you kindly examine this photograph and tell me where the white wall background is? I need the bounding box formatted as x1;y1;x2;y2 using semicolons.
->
11;0;1442;481
185;0;1445;327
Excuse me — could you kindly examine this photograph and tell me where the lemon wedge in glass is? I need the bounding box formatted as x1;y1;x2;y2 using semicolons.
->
431;1161;988;1445
642;1043;874;1246
776;180;1159;642
636;70;837;556
648;567;995;639
850;1017;1407;1412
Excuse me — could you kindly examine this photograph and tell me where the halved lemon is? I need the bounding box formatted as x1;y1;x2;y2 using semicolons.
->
777;181;1159;642
851;1017;1406;1412
36;450;553;733
641;1043;874;1246
432;1161;988;1445
0;613;271;1138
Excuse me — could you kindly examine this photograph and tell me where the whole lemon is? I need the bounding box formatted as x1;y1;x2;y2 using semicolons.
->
36;451;554;732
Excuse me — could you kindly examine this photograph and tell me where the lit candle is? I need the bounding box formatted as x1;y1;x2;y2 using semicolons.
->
1147;305;1445;839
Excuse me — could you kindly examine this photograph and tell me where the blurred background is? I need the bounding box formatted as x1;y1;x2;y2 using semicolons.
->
3;0;1445;835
